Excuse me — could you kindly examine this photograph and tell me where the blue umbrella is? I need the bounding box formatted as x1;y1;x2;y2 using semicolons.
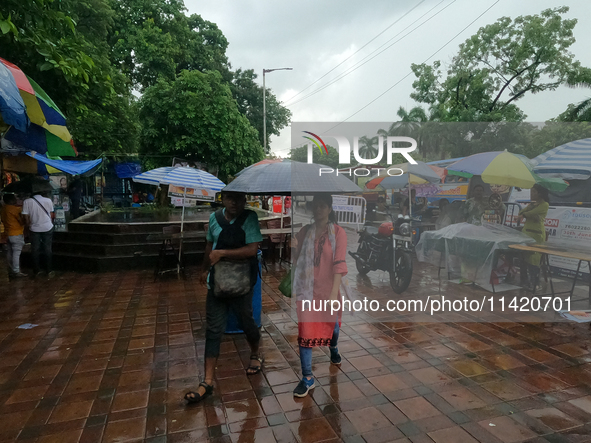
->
0;61;28;132
4;122;77;157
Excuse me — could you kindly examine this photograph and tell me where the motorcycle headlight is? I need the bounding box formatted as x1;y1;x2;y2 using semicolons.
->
399;222;410;236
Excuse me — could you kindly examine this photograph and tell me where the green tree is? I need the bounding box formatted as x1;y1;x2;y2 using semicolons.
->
1;0;139;155
139;70;263;178
516;121;591;158
290;144;341;169
411;7;586;124
377;107;442;159
558;68;591;122
231;69;291;152
108;0;231;91
393;106;427;133
0;0;96;87
108;1;290;152
358;135;379;160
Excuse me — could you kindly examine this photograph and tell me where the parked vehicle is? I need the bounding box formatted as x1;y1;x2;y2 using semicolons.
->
424;180;469;208
349;212;414;293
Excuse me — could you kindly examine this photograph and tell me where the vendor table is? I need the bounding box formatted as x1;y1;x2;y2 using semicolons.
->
417;223;536;292
508;243;591;304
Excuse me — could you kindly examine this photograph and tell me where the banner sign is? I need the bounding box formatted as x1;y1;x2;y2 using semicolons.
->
545;206;591;278
171;197;196;207
168;184;215;202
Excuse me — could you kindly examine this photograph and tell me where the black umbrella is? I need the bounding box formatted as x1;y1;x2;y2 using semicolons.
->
223;160;362;195
2;176;55;195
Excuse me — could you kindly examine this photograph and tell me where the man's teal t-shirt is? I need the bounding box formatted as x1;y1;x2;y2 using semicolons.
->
206;208;263;249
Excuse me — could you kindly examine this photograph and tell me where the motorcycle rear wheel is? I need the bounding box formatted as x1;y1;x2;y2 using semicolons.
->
354;243;371;275
356;260;371;275
389;251;413;294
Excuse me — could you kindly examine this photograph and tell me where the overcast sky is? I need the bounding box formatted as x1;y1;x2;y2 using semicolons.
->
186;0;591;156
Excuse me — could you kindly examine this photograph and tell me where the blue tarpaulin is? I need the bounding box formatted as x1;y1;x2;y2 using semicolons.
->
114;162;141;178
27;151;102;176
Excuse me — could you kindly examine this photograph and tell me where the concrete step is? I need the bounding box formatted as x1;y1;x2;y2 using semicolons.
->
52;239;206;256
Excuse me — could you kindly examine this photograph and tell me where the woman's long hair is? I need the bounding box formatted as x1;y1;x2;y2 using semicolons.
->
312;194;337;224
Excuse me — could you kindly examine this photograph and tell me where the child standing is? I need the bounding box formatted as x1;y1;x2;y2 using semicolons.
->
1;194;27;278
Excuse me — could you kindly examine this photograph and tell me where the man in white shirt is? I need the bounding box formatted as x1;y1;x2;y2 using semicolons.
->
22;191;55;278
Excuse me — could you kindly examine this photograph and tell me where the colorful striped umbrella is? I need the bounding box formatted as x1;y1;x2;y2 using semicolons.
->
4;123;77;157
448;151;568;191
365;161;442;189
0;58;72;142
0;60;28;132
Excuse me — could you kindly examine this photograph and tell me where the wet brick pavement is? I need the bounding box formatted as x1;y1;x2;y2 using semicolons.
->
1;234;591;442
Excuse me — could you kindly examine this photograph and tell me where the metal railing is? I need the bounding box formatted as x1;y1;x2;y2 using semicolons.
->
332;195;367;230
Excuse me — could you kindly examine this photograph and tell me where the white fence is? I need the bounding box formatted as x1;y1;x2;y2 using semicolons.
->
332;195;366;230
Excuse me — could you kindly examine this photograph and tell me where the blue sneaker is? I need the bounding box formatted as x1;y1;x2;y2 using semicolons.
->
293;377;315;397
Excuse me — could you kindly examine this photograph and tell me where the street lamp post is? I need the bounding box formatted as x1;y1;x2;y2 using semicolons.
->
263;67;292;152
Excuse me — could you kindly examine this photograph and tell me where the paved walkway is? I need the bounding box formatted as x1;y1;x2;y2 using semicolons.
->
1;242;591;442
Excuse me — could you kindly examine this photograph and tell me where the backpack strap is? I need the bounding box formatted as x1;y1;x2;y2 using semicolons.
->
215;208;252;228
234;209;252;228
32;196;53;223
214;208;227;227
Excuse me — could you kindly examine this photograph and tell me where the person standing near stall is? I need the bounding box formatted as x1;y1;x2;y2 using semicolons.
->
402;189;425;216
463;184;487;225
291;194;348;397
22;190;55;278
517;184;550;288
1;194;27;278
68;179;82;220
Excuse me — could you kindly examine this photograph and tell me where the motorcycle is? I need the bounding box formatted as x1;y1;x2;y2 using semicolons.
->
349;212;414;294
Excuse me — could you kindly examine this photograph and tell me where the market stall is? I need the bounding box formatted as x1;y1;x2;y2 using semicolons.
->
416;222;536;291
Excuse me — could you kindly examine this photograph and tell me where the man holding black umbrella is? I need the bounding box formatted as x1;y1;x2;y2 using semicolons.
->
22;190;55;278
184;191;263;404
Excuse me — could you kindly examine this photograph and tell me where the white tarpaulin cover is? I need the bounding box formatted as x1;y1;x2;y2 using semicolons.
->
416;223;536;286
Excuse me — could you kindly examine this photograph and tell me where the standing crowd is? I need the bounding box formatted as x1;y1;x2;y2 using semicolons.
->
1;190;55;279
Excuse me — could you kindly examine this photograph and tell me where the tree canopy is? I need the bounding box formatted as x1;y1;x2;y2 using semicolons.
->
290;145;341;169
108;0;231;91
140;70;263;178
398;7;591;159
411;7;585;123
1;0;290;165
231;69;292;151
1;0;139;155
